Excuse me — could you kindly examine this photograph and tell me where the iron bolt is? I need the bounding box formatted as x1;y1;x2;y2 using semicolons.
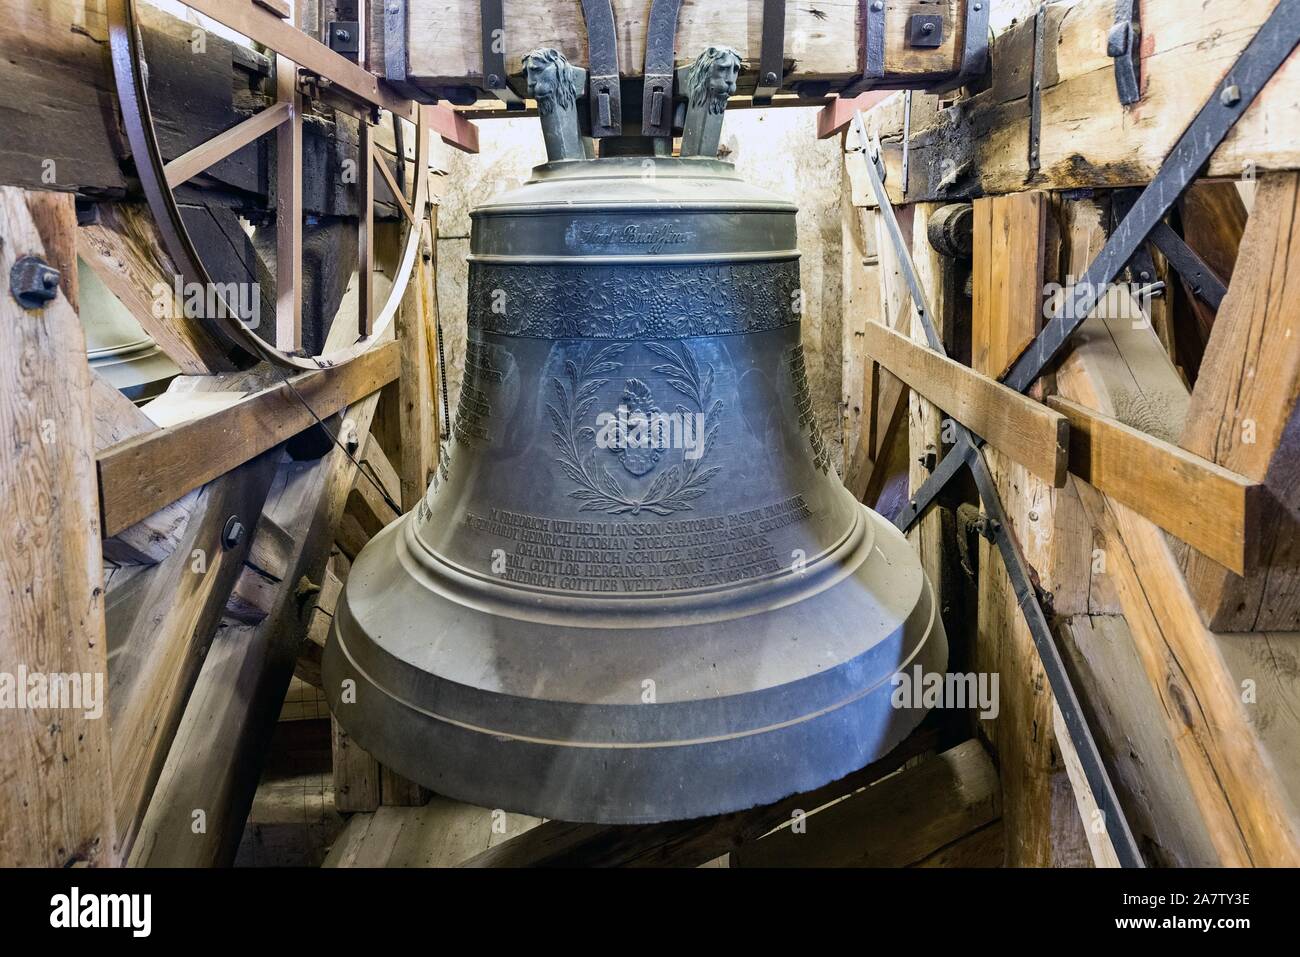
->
222;516;245;550
335;28;351;41
1220;84;1242;107
764;71;778;85
922;22;935;34
10;256;61;310
871;1;884;10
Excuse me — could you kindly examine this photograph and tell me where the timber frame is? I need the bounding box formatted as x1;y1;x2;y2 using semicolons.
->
0;0;451;866
837;0;1300;867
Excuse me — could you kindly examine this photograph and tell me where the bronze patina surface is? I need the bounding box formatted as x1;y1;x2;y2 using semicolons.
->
324;50;946;824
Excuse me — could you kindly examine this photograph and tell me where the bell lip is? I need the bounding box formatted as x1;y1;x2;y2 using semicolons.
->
401;494;876;630
325;568;940;749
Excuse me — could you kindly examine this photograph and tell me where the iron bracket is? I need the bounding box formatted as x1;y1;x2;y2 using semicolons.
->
1108;0;1142;106
327;20;360;58
1028;3;1047;176
1149;221;1228;309
641;0;685;137
928;0;992;95
480;0;525;108
581;0;622;137
752;0;787;104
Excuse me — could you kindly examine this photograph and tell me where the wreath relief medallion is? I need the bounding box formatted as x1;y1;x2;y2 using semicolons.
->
548;342;723;516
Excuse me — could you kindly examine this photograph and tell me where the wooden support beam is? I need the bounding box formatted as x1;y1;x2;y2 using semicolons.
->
1050;396;1263;576
971;193;1047;379
862;321;1069;487
816;91;894;140
130;387;386;866
107;452;280;857
389;0;965;96
731;740;999;867
0;189;117;866
1057;615;1219;867
79;203;240;374
98;341;400;537
395;222;438;511
1053;197;1300;866
333;718;382;813
1177;171;1300;629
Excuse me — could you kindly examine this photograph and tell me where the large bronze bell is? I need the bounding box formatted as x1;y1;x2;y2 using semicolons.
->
324;47;947;824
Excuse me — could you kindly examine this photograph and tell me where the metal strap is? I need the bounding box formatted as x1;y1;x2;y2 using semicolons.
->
853;115;1145;869
641;0;684;136
480;0;524;108
1108;0;1142;106
1028;3;1047;175
1149;221;1228;309
929;0;992;94
581;0;622;137
1002;0;1300;394
753;0;787;103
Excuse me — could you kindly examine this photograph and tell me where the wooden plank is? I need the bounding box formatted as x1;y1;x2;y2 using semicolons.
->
333;717;382;813
971;193;1047;379
130;388;386;866
1177;171;1300;629
887;0;1300;200
183;0;417;120
817;91;894;139
98;340;401;537
164;102;292;188
107;453;280;857
395;222;438;511
906;202;953;642
731;741;998;867
1050;396;1263;575
275;53;304;353
862;321;1069;487
78;204;239;374
0;189;116;866
1058;615;1219;867
394;0;965;91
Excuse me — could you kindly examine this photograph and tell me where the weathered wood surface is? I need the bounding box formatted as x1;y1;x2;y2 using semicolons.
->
971;192;1047;379
1054;198;1300;866
381;0;966;92
731;740;998;867
1051;396;1263;577
862;321;1069;487
1176;172;1300;629
130;386;385;866
0;189;117;866
97;340;401;537
860;0;1300;204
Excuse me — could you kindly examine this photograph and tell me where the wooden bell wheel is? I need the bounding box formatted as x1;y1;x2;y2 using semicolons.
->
107;0;429;371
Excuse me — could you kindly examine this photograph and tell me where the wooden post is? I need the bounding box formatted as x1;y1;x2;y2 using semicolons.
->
0;189;117;865
1177;172;1300;631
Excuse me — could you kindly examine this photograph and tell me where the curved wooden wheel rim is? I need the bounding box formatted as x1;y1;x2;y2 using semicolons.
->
106;0;428;371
